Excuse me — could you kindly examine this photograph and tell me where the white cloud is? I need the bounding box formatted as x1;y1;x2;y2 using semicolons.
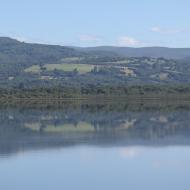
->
118;36;142;47
79;34;101;42
151;27;181;34
151;27;162;33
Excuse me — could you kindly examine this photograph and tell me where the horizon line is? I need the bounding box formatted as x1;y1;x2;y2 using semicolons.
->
1;36;190;49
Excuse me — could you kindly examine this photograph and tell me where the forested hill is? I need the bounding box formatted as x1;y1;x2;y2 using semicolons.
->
1;37;190;90
78;46;190;60
1;37;190;62
0;37;82;65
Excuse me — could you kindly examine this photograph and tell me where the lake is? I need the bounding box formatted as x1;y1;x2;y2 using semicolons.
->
0;101;190;190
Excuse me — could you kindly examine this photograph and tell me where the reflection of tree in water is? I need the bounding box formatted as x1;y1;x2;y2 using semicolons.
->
0;102;190;155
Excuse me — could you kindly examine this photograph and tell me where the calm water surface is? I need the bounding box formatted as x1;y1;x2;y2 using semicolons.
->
0;102;190;190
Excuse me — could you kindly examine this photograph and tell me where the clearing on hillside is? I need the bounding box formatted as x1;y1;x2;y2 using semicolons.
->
25;63;94;74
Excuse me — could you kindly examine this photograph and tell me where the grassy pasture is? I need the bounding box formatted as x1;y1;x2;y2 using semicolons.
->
45;63;94;74
25;63;94;74
25;65;41;73
61;57;84;63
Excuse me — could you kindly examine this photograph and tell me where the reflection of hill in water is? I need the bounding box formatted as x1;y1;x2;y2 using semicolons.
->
1;101;190;156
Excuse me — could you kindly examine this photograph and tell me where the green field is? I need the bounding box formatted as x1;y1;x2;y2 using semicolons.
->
45;63;94;74
25;63;94;74
25;65;41;73
61;57;84;62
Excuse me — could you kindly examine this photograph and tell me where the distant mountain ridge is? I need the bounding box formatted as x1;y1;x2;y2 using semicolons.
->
0;37;190;60
77;46;190;60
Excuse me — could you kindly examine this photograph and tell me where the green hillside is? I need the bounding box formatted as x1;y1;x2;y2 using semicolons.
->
0;37;190;90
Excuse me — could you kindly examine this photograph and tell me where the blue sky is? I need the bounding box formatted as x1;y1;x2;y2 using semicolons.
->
0;0;190;47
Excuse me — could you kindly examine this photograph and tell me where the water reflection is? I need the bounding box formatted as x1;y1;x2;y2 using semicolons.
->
0;101;190;156
1;102;190;190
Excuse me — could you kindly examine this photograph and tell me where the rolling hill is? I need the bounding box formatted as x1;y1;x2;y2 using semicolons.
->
78;46;190;60
0;37;190;89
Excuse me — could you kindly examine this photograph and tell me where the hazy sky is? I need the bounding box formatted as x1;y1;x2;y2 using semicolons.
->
0;0;189;47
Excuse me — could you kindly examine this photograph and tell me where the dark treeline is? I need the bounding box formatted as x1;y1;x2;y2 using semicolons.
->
1;84;190;100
